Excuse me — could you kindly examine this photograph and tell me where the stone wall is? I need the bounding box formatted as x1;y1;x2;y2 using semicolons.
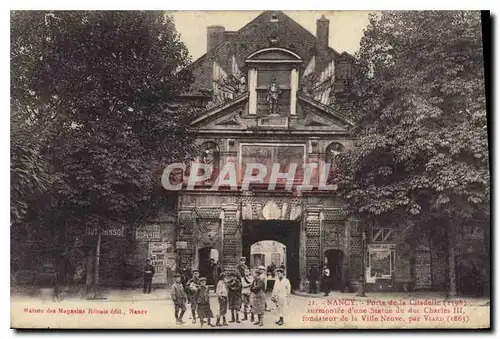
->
430;238;448;290
122;213;177;288
394;231;412;286
176;193;365;292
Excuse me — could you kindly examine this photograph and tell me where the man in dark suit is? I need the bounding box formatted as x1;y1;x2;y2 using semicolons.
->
308;264;319;294
143;259;155;294
250;266;267;327
321;265;331;296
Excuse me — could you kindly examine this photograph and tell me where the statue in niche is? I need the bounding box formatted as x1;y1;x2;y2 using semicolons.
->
326;143;343;185
202;149;215;183
238;75;247;94
199;142;219;183
202;148;214;166
266;76;281;115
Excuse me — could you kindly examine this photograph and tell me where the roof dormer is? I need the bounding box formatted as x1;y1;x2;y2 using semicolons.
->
246;48;302;125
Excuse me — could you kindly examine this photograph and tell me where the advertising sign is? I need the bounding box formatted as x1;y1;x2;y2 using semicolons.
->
148;242;171;285
136;224;161;241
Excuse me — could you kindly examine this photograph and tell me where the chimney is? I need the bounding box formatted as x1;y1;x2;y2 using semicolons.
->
316;15;329;52
207;26;226;53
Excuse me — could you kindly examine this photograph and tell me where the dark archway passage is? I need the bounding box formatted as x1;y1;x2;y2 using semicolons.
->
242;220;300;290
198;247;219;286
324;249;344;291
456;254;488;297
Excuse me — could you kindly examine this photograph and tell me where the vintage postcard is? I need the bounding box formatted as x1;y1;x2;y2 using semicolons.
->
10;10;490;329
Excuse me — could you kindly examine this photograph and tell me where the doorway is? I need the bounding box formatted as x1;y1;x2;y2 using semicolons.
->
456;254;487;297
324;249;344;291
242;220;300;290
197;247;219;287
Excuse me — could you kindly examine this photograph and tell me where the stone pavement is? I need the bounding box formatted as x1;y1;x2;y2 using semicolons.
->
11;287;490;329
12;285;490;306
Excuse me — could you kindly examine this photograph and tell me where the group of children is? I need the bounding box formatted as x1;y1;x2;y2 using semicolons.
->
171;257;288;327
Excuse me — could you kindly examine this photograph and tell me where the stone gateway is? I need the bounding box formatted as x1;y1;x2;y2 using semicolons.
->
172;11;360;292
135;11;486;294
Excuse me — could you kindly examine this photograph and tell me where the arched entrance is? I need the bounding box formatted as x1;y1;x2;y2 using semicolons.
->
242;220;300;290
324;249;344;291
456;253;487;297
197;247;219;287
250;240;287;274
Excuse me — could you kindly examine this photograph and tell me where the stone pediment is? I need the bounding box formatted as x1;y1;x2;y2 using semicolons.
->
294;108;348;131
215;113;247;128
190;94;249;131
304;112;333;127
190;92;353;134
293;94;353;132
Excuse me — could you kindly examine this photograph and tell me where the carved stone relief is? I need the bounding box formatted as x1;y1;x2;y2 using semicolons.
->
196;219;221;247
323;221;345;250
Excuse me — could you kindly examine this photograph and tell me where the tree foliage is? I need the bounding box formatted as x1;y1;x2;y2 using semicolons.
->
11;11;196;283
338;11;489;231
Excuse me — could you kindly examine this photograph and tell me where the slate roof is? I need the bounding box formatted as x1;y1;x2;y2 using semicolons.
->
183;11;348;97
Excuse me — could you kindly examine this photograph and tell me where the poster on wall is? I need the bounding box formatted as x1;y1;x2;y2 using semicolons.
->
148;242;172;285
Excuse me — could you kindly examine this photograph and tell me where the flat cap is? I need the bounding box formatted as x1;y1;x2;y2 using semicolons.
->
258;265;266;270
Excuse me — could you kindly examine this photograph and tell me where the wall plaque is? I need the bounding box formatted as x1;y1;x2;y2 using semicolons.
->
135;224;161;241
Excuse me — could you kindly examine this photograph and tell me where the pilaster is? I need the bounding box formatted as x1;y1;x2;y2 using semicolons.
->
221;203;240;271
248;68;258;115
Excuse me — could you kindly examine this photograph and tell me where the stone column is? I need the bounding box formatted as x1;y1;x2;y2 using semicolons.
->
221;203;240;271
299;214;307;292
177;209;195;271
347;218;362;290
290;68;298;115
303;206;321;292
248;68;258;115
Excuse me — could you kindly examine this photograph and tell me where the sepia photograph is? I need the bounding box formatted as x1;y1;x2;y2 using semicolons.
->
10;9;491;329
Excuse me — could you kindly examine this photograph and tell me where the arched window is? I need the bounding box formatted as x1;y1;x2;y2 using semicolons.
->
325;142;344;185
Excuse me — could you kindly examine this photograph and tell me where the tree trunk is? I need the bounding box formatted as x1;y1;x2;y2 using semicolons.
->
94;233;101;285
55;254;66;285
85;249;94;288
447;229;457;297
52;222;67;289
